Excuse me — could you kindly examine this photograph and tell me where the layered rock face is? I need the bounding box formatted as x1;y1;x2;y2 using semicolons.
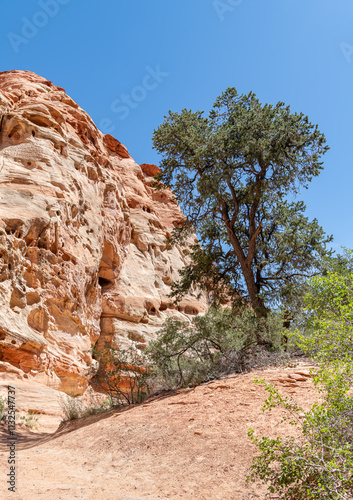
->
0;70;208;399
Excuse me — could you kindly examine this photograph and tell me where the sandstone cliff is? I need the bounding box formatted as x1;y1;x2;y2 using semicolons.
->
0;70;208;404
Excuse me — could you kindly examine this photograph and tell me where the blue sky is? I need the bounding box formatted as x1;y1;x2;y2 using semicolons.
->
1;0;353;251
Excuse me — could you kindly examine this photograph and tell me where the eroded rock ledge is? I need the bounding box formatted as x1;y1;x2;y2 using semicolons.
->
0;70;208;403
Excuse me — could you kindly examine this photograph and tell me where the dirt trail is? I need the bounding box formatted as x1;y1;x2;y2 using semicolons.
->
0;361;318;500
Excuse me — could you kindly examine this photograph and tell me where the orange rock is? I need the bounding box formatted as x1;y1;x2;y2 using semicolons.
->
140;163;161;177
103;134;130;158
0;70;208;407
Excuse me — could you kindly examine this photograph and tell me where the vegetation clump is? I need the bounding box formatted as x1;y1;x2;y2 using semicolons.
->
91;345;152;407
147;306;289;389
248;251;353;499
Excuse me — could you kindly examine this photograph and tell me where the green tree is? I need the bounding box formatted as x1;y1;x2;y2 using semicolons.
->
153;88;332;318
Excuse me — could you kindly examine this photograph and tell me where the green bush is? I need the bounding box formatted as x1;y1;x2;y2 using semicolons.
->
19;411;38;429
147;306;287;389
248;379;353;499
247;253;353;499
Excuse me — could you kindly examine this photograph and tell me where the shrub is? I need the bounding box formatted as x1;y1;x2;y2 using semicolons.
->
59;346;151;421
247;254;353;499
248;378;353;499
91;345;151;406
19;411;38;430
59;392;112;421
60;393;85;421
299;259;353;387
147;306;287;389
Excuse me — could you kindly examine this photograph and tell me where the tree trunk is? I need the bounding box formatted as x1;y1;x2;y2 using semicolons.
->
282;311;291;352
225;219;272;347
241;261;267;317
239;262;273;348
226;226;267;317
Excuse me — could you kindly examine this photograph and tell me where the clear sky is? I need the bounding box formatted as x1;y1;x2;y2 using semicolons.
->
1;0;353;251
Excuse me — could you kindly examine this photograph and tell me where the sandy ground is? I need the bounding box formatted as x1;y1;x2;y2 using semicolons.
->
0;360;318;500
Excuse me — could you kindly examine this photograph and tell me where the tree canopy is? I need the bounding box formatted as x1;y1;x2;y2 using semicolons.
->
152;88;332;317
